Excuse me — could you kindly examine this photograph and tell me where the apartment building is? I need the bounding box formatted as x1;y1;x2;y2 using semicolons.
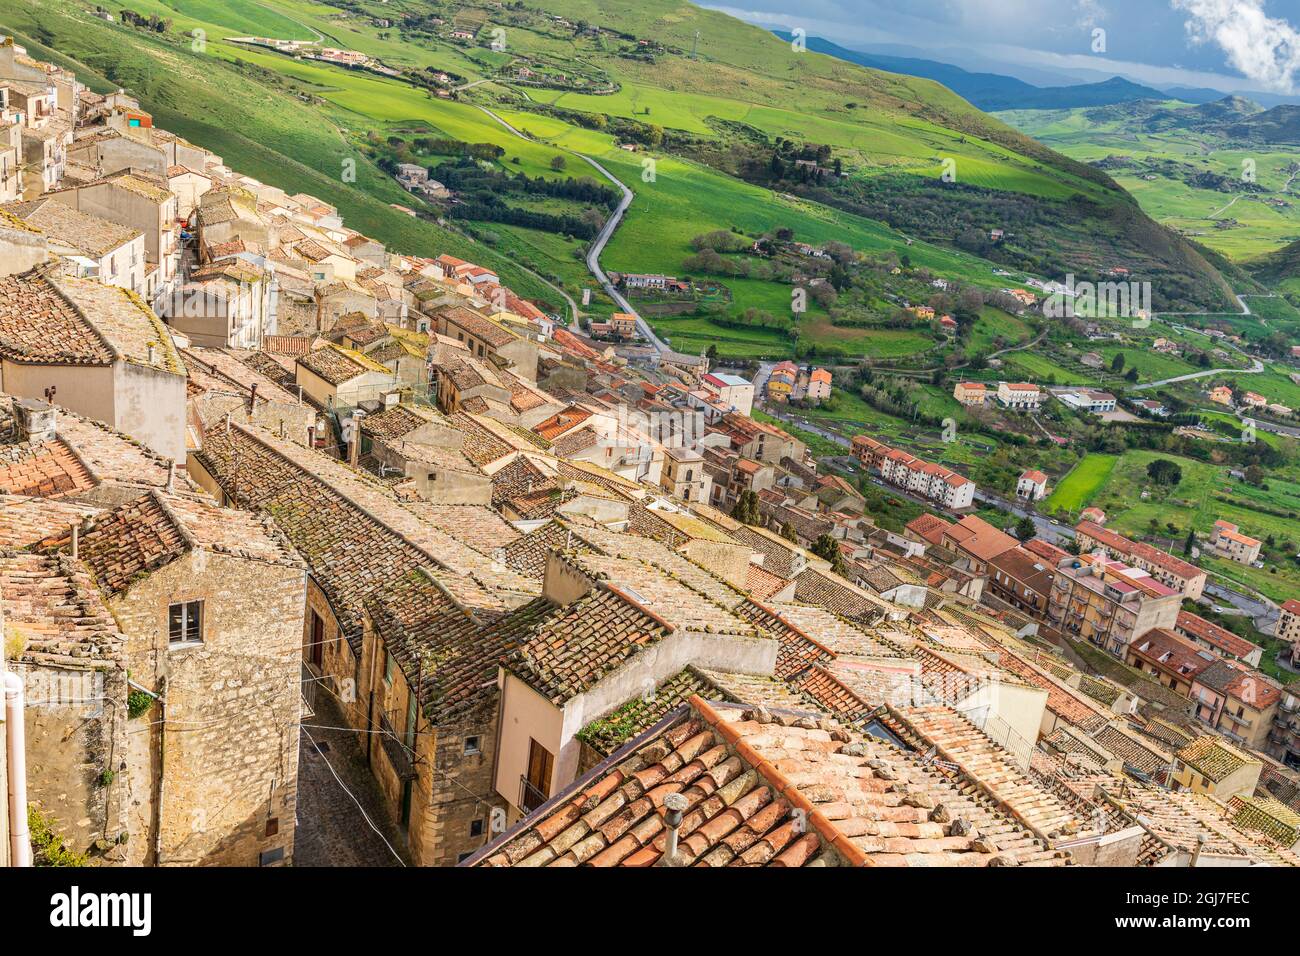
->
997;382;1043;410
1074;520;1207;600
1048;554;1183;657
953;381;987;406
987;546;1056;616
1209;520;1262;565
1190;660;1282;752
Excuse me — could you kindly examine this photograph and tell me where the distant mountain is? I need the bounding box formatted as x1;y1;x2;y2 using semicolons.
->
1226;105;1300;144
777;33;1173;110
1112;97;1300;143
1160;86;1248;106
1162;87;1300;109
1132;95;1265;133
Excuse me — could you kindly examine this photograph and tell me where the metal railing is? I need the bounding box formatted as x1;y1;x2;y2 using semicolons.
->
958;706;1036;770
519;775;549;813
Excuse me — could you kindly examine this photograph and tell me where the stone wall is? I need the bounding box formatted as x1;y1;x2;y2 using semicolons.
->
17;661;130;862
360;623;505;866
113;550;305;866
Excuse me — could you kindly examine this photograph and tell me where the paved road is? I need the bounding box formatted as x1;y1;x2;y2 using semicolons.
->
1133;330;1263;390
1204;581;1277;632
476;106;667;351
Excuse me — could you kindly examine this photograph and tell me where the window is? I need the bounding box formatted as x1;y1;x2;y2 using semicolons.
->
463;735;481;756
400;778;413;829
168;600;203;646
523;738;554;811
384;649;395;685
404;691;418;750
469;819;484;837
308;610;325;668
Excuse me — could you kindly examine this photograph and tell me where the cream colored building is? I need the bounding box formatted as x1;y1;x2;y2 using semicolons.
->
0;266;187;461
1210;520;1261;565
3;197;145;293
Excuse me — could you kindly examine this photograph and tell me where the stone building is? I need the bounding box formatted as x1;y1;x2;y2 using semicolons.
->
41;490;306;865
190;420;547;862
357;572;541;865
0;394;305;865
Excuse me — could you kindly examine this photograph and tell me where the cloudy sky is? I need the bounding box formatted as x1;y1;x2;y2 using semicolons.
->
707;0;1300;93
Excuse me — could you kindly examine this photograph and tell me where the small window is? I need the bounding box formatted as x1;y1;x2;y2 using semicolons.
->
168;600;203;646
463;735;481;756
384;649;395;685
469;819;484;838
404;691;418;749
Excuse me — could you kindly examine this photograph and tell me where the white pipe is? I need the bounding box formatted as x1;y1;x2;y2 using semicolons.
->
5;670;31;867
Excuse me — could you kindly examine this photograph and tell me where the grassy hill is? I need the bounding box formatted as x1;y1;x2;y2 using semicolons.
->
4;0;1242;356
1001;99;1300;269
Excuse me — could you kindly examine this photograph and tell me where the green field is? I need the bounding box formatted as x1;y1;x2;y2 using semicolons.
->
1002;350;1095;384
1000;105;1300;262
1044;454;1118;513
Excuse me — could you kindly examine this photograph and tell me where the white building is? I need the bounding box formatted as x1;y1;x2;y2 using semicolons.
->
1017;469;1049;501
700;372;754;417
996;382;1043;411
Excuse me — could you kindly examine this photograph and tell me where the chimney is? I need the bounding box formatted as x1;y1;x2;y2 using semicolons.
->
348;411;365;467
1189;832;1207;868
658;792;689;867
14;398;56;444
248;383;259;416
147;342;157;365
166;459;176;493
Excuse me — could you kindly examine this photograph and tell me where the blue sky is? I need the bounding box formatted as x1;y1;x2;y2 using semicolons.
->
707;0;1300;92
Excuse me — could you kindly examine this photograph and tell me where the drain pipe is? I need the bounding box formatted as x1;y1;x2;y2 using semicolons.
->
5;670;31;867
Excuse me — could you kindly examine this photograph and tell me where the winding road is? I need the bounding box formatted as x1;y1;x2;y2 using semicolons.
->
475;106;668;352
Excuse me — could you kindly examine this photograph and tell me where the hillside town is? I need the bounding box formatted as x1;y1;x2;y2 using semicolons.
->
2;38;1300;879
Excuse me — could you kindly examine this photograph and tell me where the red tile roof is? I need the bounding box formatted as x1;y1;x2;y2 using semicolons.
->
469;697;1073;867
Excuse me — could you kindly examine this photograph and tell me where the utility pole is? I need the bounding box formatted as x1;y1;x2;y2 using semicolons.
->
691;30;700;59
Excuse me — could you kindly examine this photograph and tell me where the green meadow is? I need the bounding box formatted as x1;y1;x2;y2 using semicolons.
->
1044;454;1118;513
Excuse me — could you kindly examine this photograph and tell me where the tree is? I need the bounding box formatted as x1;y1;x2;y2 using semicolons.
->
811;533;846;574
1183;527;1196;556
731;490;762;525
1147;458;1183;487
1244;464;1265;486
1124;367;1139;383
1111;353;1126;373
780;521;798;542
1014;516;1037;542
549;155;567;171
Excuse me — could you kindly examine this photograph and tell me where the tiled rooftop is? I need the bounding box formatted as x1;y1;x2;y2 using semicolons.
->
1176;735;1255;783
364;571;532;726
471;698;1073;867
510;586;673;704
0;552;125;669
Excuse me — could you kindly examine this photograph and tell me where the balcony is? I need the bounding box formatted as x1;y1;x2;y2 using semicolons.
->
519;775;549;814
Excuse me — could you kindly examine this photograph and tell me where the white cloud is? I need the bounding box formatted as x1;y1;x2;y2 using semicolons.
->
1173;0;1300;91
